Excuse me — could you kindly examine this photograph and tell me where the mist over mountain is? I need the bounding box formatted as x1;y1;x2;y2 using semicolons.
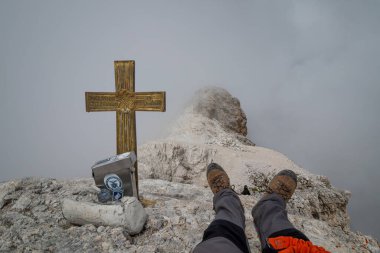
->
1;87;378;252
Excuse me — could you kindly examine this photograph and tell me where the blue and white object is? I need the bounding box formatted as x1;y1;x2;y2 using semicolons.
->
92;151;137;198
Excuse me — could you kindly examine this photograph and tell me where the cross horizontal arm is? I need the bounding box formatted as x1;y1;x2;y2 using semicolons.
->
132;91;166;112
85;92;117;112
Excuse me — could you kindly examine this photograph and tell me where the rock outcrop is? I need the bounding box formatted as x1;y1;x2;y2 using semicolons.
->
0;87;378;252
191;87;249;136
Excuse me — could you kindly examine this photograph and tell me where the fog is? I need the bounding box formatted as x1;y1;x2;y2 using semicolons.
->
0;1;379;239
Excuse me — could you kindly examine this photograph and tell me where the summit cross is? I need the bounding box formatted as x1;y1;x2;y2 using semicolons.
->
85;60;166;197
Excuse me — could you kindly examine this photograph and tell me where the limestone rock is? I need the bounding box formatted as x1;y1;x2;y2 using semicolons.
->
0;178;378;252
168;87;254;146
0;180;19;209
139;142;351;230
191;87;249;136
62;197;147;235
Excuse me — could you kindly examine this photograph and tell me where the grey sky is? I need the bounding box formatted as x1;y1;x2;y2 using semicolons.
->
0;0;379;239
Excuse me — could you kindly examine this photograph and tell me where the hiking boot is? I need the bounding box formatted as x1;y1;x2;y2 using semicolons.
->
206;163;231;194
267;170;297;201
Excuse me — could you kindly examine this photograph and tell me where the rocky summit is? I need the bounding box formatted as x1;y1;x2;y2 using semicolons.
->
0;87;379;252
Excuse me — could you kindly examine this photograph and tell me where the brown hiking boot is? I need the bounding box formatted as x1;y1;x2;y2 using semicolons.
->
267;170;297;201
206;163;231;194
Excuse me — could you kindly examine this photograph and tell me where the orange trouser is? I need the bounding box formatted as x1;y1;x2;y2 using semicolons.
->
268;236;331;253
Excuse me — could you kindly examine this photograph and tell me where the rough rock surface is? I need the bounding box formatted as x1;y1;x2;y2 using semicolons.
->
0;87;379;252
168;87;254;147
191;87;249;136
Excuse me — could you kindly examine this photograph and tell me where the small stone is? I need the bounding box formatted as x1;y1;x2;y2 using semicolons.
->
97;226;105;233
83;224;96;232
12;195;32;211
0;181;18;209
101;242;111;251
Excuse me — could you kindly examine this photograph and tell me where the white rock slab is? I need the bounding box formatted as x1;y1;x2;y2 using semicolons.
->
62;197;147;235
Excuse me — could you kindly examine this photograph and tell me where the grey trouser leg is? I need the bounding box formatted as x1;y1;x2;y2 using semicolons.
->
214;188;245;228
193;189;250;253
251;193;295;249
193;237;245;253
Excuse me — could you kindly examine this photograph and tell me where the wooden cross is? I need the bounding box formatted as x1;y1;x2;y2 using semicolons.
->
85;60;166;198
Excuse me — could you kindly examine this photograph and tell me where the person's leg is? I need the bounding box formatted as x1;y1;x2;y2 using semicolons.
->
214;188;246;227
194;188;250;253
193;163;250;253
252;192;309;249
251;170;309;252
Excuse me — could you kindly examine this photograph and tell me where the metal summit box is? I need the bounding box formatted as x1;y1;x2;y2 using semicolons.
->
91;151;137;198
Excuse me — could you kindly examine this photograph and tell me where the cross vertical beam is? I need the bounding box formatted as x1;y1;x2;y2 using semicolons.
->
114;61;136;155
